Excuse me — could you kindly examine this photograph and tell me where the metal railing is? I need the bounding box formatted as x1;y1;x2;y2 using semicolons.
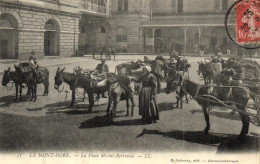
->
81;0;106;14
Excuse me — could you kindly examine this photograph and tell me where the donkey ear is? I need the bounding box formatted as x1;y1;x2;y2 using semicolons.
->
7;67;10;71
57;67;60;72
61;67;65;72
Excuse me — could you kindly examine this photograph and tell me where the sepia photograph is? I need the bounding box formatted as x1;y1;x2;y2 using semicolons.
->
0;0;259;163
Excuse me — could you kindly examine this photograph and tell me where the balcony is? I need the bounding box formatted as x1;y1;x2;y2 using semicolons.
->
80;0;108;17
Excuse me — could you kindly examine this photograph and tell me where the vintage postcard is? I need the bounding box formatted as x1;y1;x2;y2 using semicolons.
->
0;0;259;163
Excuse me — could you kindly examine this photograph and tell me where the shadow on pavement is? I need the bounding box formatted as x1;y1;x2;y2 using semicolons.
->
190;109;241;121
0;95;30;107
136;129;259;153
158;102;178;112
79;115;109;128
65;110;105;115
79;114;143;129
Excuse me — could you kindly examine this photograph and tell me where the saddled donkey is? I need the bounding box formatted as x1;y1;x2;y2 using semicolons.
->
20;65;49;102
176;75;251;138
14;63;49;95
2;67;27;101
197;61;216;85
54;67;115;111
106;75;135;124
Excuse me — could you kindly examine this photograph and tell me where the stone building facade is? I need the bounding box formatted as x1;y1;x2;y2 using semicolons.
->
1;0;256;59
141;0;238;55
0;0;83;60
79;0;151;53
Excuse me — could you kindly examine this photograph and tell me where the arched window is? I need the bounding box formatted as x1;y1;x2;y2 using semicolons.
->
0;13;18;29
44;19;60;31
116;26;127;42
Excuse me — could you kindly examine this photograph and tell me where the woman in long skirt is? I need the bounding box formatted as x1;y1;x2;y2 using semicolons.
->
132;66;159;124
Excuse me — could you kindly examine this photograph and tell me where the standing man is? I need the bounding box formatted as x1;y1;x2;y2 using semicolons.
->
93;45;98;59
111;46;116;60
153;56;169;93
100;44;107;59
199;44;205;57
155;39;161;55
194;44;199;56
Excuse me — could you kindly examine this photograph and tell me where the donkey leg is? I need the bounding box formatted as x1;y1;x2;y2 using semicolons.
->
202;106;210;134
130;95;135;116
27;87;30;96
43;81;49;96
112;97;120;118
185;93;189;103
83;90;86;101
88;92;94;112
125;98;129;116
238;112;250;137
106;91;113;124
33;84;37;102
70;90;75;107
30;85;34;101
14;84;18;101
19;85;22;101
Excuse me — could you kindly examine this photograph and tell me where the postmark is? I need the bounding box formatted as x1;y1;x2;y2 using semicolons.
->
225;0;260;49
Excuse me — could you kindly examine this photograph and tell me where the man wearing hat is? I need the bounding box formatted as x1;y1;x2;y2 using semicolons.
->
95;59;109;74
28;50;43;82
95;59;109;98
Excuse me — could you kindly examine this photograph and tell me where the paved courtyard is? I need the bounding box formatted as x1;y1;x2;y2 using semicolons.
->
0;55;259;153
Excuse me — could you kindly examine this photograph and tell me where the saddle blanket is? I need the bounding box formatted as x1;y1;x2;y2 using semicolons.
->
96;79;107;87
212;63;222;74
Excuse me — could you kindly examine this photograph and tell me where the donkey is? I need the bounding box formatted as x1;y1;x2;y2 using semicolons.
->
2;67;28;101
177;75;250;138
54;67;87;108
14;63;49;96
197;61;216;85
21;65;49;102
54;67;113;111
106;75;135;124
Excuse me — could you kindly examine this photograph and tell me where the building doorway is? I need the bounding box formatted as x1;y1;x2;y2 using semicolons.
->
44;19;60;56
0;14;19;59
0;40;7;59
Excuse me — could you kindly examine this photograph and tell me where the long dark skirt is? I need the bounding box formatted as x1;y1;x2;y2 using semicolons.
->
139;87;159;123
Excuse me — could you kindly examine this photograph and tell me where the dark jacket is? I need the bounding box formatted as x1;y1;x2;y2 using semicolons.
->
95;64;109;74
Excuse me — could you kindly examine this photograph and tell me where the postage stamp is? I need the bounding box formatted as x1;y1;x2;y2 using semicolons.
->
236;0;260;44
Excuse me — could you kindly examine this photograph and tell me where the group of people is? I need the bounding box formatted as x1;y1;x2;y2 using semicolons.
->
93;44;116;60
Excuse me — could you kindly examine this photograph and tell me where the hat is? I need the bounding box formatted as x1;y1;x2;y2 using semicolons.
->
101;59;106;62
31;50;35;55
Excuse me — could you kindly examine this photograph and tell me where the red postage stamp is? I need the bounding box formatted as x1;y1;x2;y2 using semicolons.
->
236;0;260;44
